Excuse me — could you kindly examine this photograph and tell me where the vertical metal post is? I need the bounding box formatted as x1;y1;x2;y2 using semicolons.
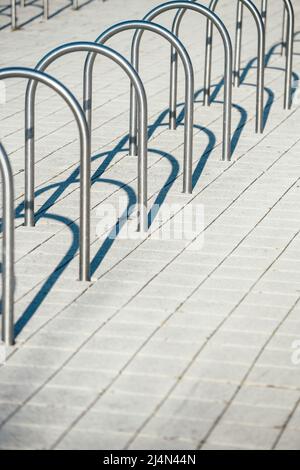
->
256;15;265;133
261;0;267;28
0;143;15;347
203;16;213;106
281;4;287;56
169;40;178;126
44;0;49;20
73;0;79;10
11;0;17;30
234;0;244;87
283;0;294;109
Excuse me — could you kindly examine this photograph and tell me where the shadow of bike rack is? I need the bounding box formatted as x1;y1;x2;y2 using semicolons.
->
84;20;195;194
0;66;91;287
0;142;14;347
139;1;233;164
25;41;148;237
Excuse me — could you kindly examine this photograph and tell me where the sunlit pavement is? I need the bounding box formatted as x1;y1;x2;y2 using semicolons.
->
0;0;300;450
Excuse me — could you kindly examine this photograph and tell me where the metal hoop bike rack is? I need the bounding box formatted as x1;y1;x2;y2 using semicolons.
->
178;0;264;134
234;0;294;109
0;66;91;284
84;20;195;194
134;1;233;164
11;0;49;30
25;42;148;234
204;0;265;132
0;142;15;347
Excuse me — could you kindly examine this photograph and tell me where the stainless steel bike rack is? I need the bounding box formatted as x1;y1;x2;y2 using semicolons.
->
236;0;295;109
83;20;195;194
12;0;84;29
0;142;15;347
199;0;265;134
25;42;148;233
11;0;49;30
135;1;233;165
0;66;91;283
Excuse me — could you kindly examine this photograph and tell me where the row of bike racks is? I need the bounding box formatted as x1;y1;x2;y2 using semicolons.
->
10;0;79;30
0;0;295;346
229;0;294;110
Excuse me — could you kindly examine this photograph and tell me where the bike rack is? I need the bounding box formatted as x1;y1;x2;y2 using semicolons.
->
0;142;15;347
12;0;83;30
178;0;265;134
281;4;289;57
11;0;49;30
206;0;265;132
25;42;148;234
84;20;195;194
233;0;294;109
136;1;233;164
0;66;91;283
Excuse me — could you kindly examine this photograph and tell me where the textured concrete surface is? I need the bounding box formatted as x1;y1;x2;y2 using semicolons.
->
0;0;300;450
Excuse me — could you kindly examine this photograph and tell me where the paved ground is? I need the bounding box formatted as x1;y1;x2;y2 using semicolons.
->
0;0;300;450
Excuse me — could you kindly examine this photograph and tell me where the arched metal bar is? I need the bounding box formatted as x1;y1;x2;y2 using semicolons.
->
232;0;294;109
202;0;265;133
0;67;91;282
25;42;148;233
134;1;233;164
0;142;15;346
261;0;267;27
83;20;195;194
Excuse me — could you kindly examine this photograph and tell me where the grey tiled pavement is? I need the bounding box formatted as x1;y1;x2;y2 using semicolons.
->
0;0;300;450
